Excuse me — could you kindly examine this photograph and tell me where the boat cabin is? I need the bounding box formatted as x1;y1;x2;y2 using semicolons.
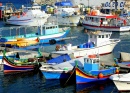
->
38;24;59;35
84;57;100;72
84;9;127;26
87;31;112;47
54;0;77;16
22;3;41;12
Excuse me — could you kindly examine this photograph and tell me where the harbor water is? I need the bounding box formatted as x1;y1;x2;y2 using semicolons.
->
0;1;130;93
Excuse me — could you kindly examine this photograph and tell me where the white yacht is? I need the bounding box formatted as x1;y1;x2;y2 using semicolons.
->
52;31;120;57
4;0;51;26
47;0;84;26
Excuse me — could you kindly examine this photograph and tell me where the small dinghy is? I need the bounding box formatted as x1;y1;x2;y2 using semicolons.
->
109;73;130;91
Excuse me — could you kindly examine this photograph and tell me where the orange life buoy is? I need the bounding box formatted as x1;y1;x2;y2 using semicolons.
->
98;73;103;78
116;69;119;74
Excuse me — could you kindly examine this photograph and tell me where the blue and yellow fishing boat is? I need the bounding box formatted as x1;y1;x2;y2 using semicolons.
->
75;56;119;84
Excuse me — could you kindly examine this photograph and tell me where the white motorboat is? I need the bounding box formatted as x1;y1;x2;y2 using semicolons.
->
110;73;130;91
51;31;120;57
4;1;51;26
47;0;84;26
82;8;130;32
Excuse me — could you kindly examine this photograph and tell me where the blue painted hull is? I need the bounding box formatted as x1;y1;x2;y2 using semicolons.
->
3;56;37;74
41;71;71;79
76;67;116;84
76;75;108;83
4;65;34;71
39;29;70;43
76;80;111;92
0;27;71;46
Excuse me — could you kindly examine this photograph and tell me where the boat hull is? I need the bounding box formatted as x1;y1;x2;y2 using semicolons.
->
110;73;130;91
41;70;71;79
75;67;116;84
52;40;120;57
82;23;130;32
4;65;34;73
113;81;130;91
5;18;48;26
48;15;84;26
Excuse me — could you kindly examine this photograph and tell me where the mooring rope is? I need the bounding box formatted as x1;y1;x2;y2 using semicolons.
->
64;66;75;87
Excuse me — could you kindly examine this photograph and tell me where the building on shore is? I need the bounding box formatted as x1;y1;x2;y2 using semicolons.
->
71;0;126;9
124;0;130;11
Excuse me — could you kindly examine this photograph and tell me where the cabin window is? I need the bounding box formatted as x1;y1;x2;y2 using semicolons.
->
92;18;94;21
106;35;108;38
42;27;45;29
88;59;92;63
86;17;88;21
102;35;104;38
96;18;99;22
98;35;101;38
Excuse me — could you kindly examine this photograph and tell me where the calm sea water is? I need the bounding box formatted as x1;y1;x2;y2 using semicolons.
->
0;1;130;92
0;19;129;93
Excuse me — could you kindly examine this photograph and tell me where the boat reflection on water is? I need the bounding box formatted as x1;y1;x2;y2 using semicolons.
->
76;80;118;93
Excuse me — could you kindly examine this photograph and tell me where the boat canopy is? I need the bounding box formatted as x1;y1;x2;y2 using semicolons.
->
55;1;73;7
47;54;71;64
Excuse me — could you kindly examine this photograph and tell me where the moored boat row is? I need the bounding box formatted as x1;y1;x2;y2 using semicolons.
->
0;0;130;92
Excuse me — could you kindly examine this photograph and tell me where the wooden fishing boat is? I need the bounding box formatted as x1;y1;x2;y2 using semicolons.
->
4;37;39;47
75;56;119;84
2;49;40;74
